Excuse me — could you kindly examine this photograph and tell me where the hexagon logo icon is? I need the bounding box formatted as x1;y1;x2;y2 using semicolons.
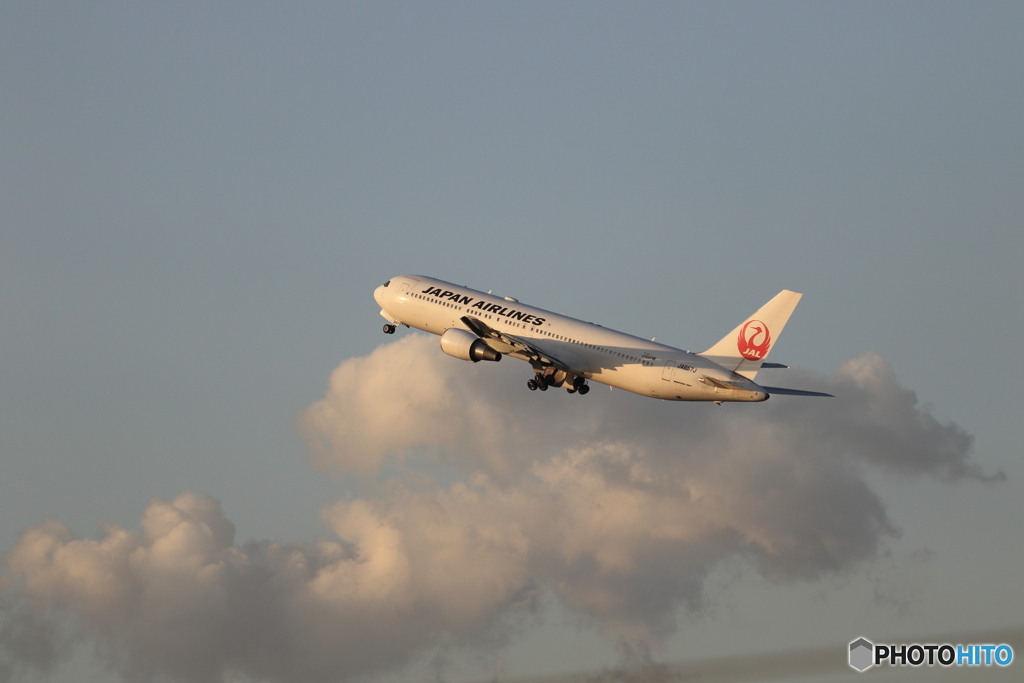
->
849;637;874;672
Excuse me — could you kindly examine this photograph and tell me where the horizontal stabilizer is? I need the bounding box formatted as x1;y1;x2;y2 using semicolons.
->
760;362;790;369
761;386;834;397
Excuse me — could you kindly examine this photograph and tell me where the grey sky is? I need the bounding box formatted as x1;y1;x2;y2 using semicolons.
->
1;3;1021;682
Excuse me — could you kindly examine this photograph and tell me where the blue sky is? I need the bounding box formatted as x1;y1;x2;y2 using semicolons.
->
1;3;1021;682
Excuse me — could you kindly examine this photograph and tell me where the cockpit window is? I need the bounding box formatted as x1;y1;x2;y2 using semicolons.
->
383;280;391;287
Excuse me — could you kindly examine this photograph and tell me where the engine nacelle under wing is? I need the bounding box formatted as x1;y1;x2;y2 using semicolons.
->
440;328;502;363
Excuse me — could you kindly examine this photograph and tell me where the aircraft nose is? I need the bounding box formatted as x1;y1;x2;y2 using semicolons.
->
373;285;384;306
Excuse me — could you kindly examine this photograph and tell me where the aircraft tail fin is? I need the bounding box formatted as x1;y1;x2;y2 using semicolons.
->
698;290;802;380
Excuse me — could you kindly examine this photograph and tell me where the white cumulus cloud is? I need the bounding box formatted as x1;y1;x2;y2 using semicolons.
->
1;335;994;682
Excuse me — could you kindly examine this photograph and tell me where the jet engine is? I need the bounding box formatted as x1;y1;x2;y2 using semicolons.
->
440;328;502;362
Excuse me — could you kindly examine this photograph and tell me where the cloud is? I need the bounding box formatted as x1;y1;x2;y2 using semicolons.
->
1;336;994;682
2;493;525;683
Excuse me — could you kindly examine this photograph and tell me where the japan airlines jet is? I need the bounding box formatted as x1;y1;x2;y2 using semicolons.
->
373;276;832;402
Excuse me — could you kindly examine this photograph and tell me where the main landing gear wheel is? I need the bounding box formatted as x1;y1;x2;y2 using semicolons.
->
566;387;576;394
577;384;590;395
383;324;396;334
527;379;538;391
537;380;548;391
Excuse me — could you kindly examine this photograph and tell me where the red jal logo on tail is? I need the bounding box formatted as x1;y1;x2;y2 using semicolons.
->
737;320;771;360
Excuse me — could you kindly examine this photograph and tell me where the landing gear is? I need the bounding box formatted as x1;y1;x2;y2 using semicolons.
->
527;370;590;395
383;324;396;334
570;376;590;395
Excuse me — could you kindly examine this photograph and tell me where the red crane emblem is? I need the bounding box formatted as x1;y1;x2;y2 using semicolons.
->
737;319;771;361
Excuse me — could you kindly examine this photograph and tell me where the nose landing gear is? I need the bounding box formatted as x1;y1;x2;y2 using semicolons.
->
383;324;396;334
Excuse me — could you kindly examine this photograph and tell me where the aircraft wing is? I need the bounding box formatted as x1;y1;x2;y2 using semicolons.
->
460;316;573;370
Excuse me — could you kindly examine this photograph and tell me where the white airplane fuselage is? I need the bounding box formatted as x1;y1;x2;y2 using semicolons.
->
374;275;772;402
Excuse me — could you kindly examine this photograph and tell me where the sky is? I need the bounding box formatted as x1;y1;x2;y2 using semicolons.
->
1;2;1022;682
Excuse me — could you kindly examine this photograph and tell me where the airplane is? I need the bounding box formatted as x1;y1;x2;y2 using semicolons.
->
373;276;832;402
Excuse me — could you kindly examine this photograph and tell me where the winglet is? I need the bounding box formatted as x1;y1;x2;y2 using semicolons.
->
698;290;802;380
